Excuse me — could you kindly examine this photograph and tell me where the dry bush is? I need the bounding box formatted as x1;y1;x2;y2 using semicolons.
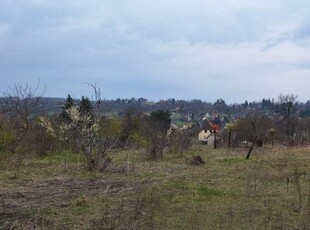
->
187;155;205;166
168;129;192;155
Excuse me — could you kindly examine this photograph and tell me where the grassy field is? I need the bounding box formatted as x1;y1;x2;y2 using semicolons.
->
1;145;310;229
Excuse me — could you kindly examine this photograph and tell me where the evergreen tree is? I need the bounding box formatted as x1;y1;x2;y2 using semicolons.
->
150;110;171;133
60;94;75;122
79;96;93;117
243;100;249;108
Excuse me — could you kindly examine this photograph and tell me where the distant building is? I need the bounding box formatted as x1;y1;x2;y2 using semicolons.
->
198;122;221;147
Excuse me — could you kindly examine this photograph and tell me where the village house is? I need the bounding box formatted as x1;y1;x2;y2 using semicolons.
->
198;122;221;147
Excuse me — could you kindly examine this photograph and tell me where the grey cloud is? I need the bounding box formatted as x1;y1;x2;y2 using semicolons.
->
1;0;310;102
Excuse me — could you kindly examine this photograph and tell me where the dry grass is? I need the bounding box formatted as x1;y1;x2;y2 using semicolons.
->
1;146;310;229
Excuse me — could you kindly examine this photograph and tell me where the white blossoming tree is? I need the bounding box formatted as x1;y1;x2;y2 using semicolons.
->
41;84;121;170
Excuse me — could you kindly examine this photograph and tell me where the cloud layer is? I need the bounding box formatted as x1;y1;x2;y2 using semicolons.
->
1;0;310;103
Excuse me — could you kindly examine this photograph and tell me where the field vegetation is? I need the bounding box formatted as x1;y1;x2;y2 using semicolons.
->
2;146;310;229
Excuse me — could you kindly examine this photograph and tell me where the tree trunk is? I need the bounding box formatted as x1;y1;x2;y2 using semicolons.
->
96;152;111;171
246;137;257;160
214;131;217;149
84;147;94;171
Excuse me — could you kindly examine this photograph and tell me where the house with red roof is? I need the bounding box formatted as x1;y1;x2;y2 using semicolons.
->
198;122;221;147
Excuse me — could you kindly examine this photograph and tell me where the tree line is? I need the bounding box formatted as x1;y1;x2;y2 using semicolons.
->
1;82;310;170
0;83;194;171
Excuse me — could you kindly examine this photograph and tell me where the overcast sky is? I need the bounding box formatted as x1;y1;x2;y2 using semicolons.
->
1;0;310;103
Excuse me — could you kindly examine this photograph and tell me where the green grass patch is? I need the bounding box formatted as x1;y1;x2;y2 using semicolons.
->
197;185;223;197
167;182;224;202
217;156;246;165
39;151;84;164
168;182;192;191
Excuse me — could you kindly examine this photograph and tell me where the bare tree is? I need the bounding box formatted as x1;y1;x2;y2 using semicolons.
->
294;118;310;145
1;82;45;155
88;83;102;120
87;83;121;170
143;110;171;160
168;128;192;154
233;111;273;159
3;82;44;129
275;94;298;143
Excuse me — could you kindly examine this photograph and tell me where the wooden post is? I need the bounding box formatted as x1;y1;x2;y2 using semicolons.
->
214;130;217;149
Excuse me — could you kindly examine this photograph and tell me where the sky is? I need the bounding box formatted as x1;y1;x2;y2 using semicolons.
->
1;0;310;103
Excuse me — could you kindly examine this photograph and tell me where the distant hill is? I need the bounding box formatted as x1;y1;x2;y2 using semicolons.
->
2;96;310;127
0;97;65;115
